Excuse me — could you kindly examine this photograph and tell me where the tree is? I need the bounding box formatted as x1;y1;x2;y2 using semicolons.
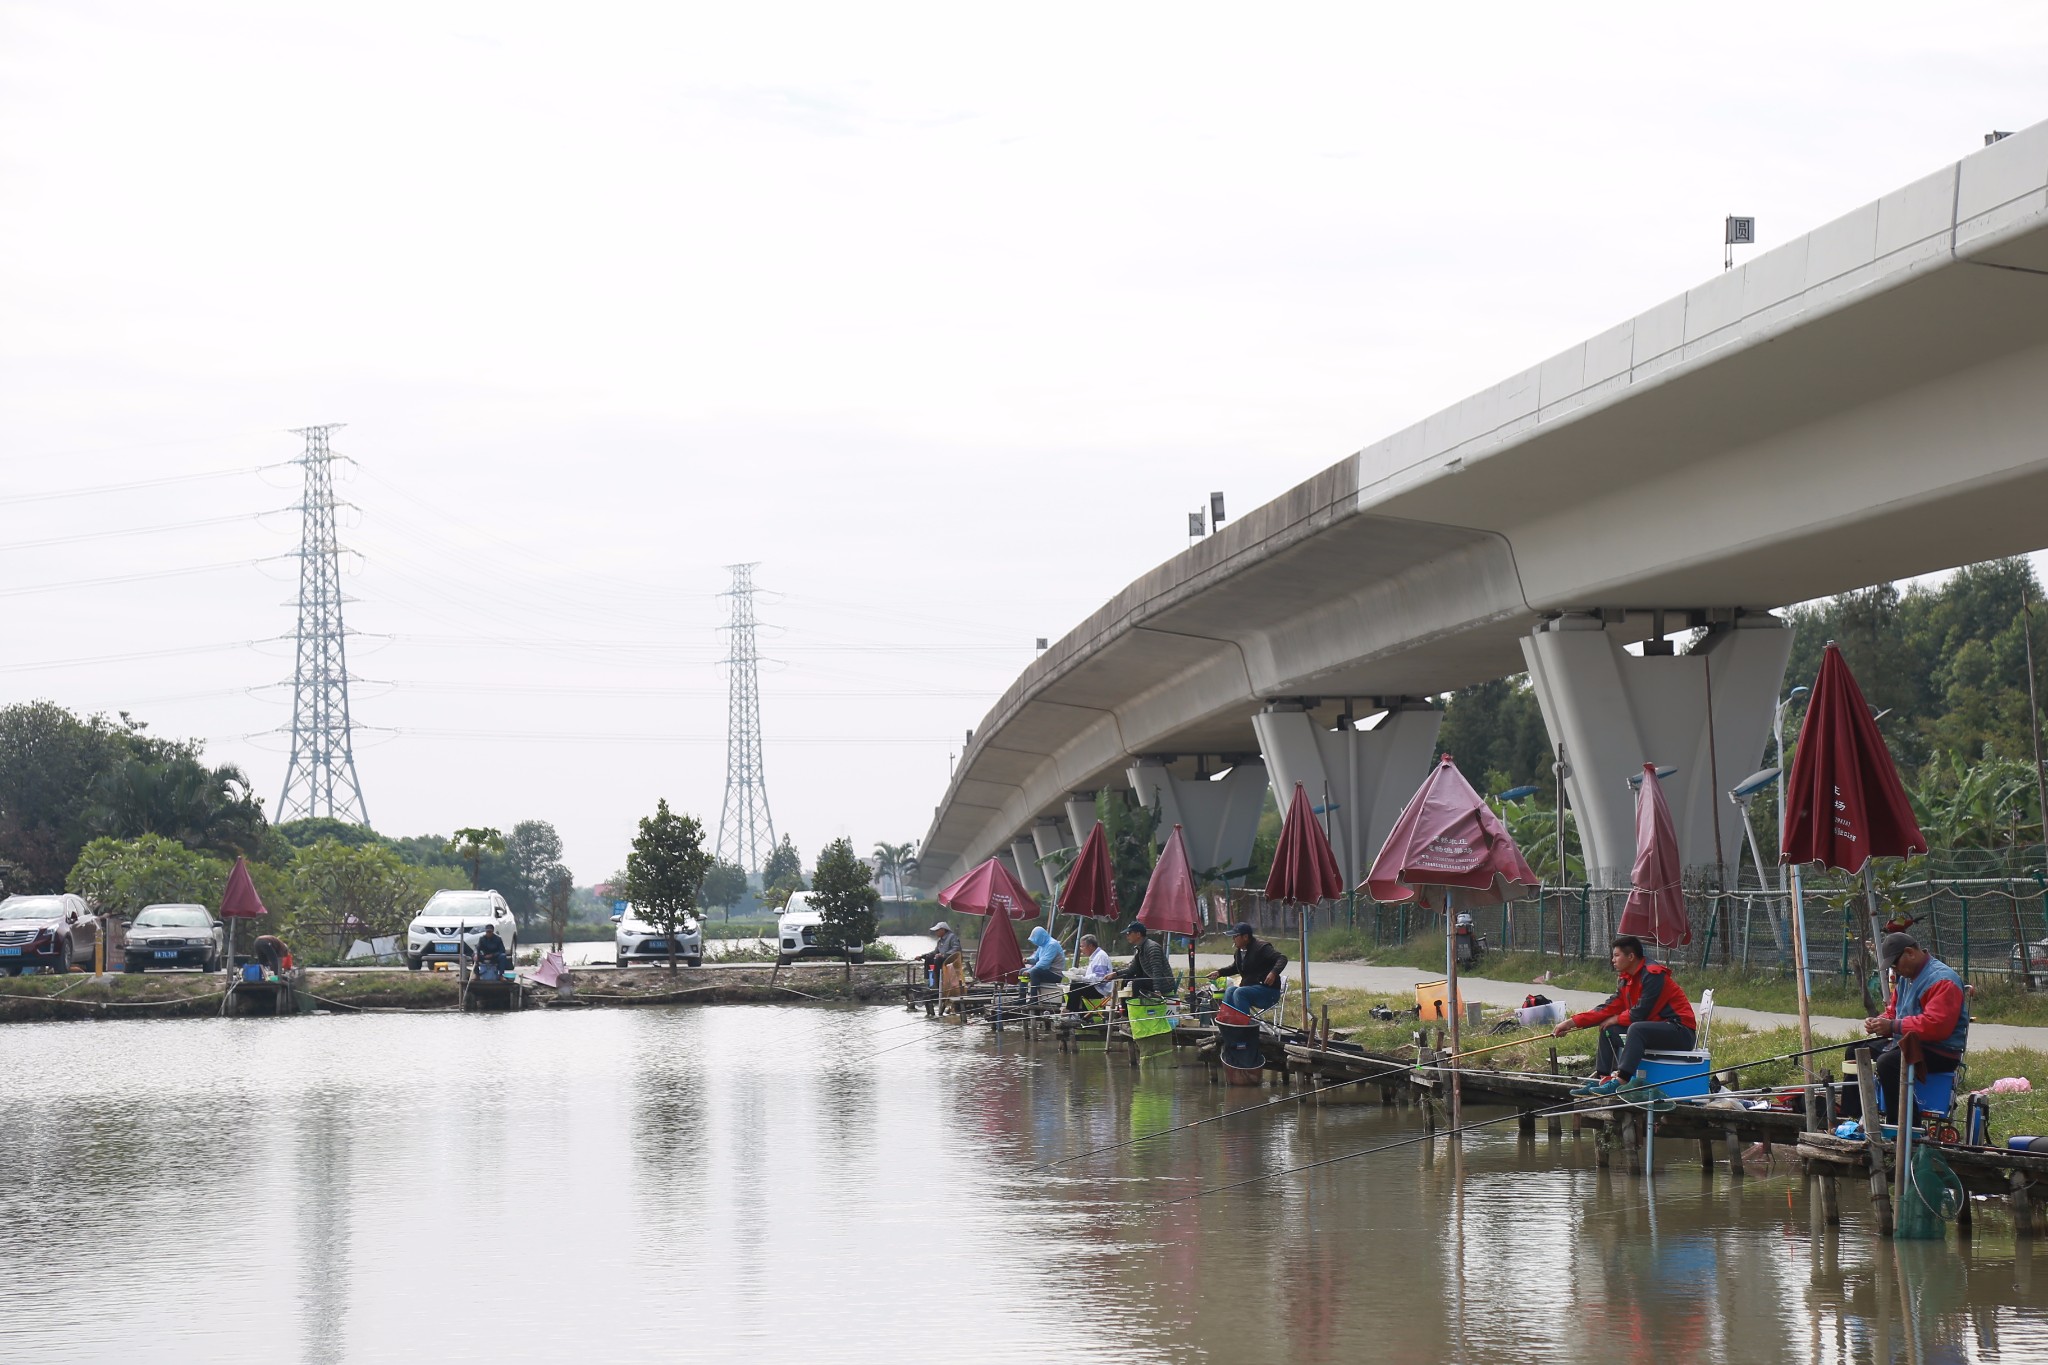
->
545;863;575;951
88;751;266;858
699;858;750;920
623;800;712;972
0;702;130;891
502;819;565;929
763;834;804;890
872;840;918;900
66;834;230;916
289;839;462;959
1097;789;1160;918
812;837;880;955
445;827;505;890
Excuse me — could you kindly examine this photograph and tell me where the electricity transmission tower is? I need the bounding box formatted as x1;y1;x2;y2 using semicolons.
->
277;424;371;825
716;563;776;872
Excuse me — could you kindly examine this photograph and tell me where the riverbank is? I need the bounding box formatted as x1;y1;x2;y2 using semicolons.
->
0;960;912;1022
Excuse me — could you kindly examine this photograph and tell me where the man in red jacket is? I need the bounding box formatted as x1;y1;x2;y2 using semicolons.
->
1552;935;1697;1097
1861;932;1969;1120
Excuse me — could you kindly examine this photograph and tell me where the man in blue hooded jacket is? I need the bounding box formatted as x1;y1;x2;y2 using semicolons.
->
1022;925;1065;1007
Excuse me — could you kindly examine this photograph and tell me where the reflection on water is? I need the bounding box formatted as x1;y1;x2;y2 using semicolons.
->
2;1007;2045;1362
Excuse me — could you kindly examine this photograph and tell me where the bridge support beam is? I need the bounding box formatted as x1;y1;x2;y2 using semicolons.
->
1030;819;1072;895
1250;702;1442;886
1126;758;1268;880
1008;838;1049;895
1521;611;1792;892
1063;793;1100;842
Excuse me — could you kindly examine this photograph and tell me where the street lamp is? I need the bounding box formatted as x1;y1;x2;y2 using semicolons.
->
1729;766;1782;965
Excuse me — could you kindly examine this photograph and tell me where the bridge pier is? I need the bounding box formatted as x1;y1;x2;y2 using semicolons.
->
1006;840;1049;895
1521;611;1792;894
1063;793;1100;841
1030;818;1072;875
1126;757;1267;879
1250;701;1441;885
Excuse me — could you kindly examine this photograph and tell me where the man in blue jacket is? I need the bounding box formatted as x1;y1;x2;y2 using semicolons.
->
1022;925;1065;1008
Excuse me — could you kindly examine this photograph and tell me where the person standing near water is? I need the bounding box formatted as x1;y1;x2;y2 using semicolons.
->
1552;935;1697;1097
1206;922;1287;1014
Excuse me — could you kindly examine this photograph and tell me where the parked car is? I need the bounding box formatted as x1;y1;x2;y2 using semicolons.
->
614;905;702;968
776;891;862;967
122;903;225;972
405;889;517;970
0;893;97;974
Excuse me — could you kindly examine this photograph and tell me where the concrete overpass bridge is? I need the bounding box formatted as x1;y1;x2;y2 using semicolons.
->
918;119;2048;899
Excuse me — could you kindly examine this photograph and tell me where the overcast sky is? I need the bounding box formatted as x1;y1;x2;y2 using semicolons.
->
3;1;2045;881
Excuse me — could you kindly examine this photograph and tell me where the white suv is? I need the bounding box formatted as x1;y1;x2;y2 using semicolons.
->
406;889;517;970
776;891;863;966
613;905;703;968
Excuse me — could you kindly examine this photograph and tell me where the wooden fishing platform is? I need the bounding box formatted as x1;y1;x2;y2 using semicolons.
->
223;976;304;1017
460;973;527;1012
901;968;2048;1235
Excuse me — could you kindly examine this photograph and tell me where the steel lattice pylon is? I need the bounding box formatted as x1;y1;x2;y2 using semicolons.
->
716;562;776;871
277;424;371;825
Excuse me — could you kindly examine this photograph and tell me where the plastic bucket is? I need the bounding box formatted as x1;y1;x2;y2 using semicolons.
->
1216;1019;1266;1073
1416;980;1455;1022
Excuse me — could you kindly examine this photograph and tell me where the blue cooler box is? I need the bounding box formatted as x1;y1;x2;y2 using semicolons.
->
1636;1050;1712;1099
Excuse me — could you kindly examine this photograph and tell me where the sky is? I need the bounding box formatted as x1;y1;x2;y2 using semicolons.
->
3;1;2046;881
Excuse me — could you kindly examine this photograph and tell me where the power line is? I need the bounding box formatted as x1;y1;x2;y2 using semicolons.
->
0;463;281;505
0;556;290;598
277;425;371;825
717;563;776;873
0;510;283;553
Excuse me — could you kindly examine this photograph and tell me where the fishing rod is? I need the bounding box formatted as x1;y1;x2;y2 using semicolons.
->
1043;1029;1558;1170
1168;1036;1866;1205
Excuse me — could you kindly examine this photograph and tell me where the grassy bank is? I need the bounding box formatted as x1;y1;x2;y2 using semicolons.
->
1316;931;2048;1027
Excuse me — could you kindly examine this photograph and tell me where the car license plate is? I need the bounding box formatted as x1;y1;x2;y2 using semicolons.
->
435;942;459;952
0;947;18;957
155;950;179;959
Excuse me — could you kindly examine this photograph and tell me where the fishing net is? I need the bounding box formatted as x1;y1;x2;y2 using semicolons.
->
1127;1001;1174;1040
1897;1145;1966;1239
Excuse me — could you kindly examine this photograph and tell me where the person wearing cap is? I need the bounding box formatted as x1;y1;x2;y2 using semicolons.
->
920;921;962;988
1113;922;1176;998
1065;933;1115;1013
1207;922;1288;1014
1862;932;1970;1120
1552;935;1697;1097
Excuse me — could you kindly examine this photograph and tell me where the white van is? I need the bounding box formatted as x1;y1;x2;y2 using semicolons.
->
776;892;863;967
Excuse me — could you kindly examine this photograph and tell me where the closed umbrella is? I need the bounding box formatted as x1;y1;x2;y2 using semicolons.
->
219;855;267;973
1780;640;1929;1083
1618;765;1690;949
1139;824;1201;997
1059;822;1120;959
1365;755;1539;1129
1264;783;1346;1030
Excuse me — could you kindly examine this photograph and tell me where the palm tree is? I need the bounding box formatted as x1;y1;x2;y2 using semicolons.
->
872;840;918;900
90;754;266;857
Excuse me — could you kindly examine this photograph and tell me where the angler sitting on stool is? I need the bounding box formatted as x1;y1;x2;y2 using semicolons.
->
1113;922;1175;1000
471;924;511;979
1552;935;1697;1098
1021;926;1065;1008
1066;933;1115;1013
1858;932;1969;1120
1206;922;1287;1016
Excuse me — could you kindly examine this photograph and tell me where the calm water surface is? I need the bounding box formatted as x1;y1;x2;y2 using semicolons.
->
2;1004;2044;1363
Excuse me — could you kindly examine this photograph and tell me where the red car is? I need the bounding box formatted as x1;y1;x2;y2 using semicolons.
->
0;894;99;974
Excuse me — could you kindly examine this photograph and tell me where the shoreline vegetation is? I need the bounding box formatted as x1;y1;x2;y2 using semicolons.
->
0;960;912;1023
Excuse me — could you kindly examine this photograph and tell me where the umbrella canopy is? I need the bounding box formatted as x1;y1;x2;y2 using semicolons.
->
974;914;1025;982
936;857;1041;920
1058;822;1120;920
219;856;268;920
1138;824;1201;937
1364;755;1540;905
1617;764;1690;947
1781;642;1927;872
1264;782;1345;905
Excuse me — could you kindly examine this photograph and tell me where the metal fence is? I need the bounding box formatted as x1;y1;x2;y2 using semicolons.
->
1223;860;2048;986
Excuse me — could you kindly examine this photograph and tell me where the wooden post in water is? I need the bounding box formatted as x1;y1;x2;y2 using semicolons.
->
1856;1051;1894;1235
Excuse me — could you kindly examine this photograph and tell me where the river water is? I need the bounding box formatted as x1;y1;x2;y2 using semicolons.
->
3;1003;2045;1363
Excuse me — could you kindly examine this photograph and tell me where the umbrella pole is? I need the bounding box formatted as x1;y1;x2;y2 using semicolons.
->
1789;863;1816;1086
1444;892;1462;1133
1300;903;1312;1032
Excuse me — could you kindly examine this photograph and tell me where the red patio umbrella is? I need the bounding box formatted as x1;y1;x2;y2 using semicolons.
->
937;856;1037;987
218;855;267;971
1618;765;1690;949
1137;824;1201;1000
1780;640;1928;1072
1264;783;1346;1029
1058;822;1119;922
935;857;1041;920
1364;755;1539;1129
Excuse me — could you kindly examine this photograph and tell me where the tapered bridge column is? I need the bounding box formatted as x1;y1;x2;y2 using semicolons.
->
1521;611;1793;889
1125;757;1268;879
1250;701;1442;886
